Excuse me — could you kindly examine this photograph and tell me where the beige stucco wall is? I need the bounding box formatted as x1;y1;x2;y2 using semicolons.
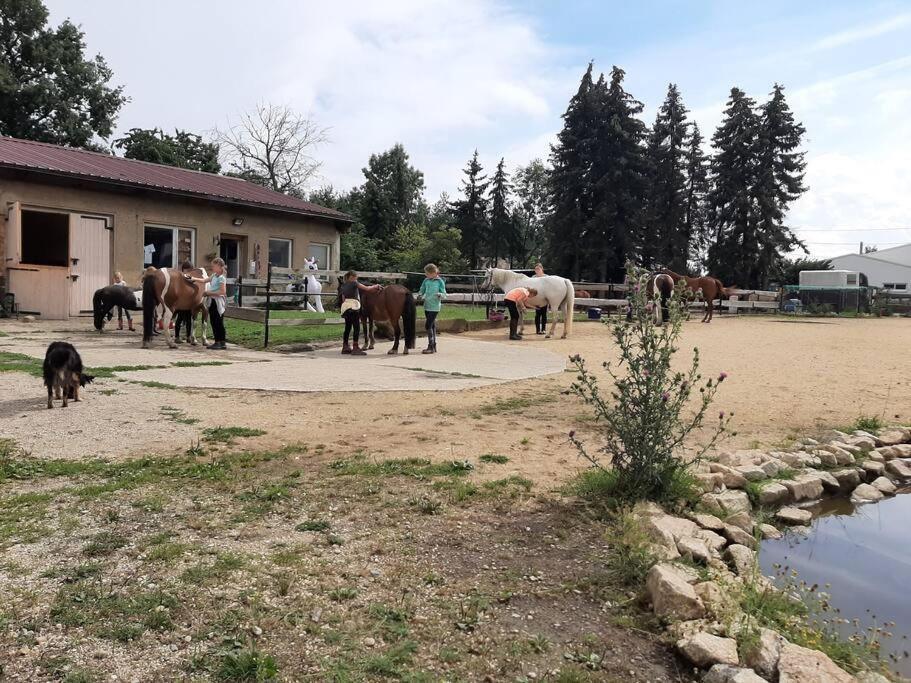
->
1;175;342;298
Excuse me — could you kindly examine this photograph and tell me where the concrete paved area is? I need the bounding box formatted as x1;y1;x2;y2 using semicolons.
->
1;320;566;392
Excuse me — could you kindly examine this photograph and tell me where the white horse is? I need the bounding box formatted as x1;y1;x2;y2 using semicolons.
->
482;267;575;339
302;257;324;313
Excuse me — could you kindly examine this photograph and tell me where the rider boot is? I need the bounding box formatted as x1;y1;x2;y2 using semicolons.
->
128;320;134;331
351;343;367;356
509;317;522;341
118;319;123;330
341;343;352;355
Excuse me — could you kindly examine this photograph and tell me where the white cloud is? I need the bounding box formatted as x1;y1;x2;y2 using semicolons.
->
809;12;911;52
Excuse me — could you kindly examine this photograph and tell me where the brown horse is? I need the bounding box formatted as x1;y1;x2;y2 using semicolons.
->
661;269;735;323
359;284;417;354
141;267;209;348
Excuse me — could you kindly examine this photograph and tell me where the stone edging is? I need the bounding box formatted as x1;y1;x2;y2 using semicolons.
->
639;426;911;682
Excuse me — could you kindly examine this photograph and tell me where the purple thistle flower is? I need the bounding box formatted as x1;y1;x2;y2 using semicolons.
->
719;410;725;419
568;430;576;438
661;392;669;402
718;371;728;382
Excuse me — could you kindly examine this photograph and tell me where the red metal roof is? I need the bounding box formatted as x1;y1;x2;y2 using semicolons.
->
0;135;351;224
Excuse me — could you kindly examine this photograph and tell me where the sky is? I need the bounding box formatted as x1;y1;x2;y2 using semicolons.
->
43;0;911;259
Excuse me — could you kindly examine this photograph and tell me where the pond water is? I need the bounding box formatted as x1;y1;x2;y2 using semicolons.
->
760;488;911;677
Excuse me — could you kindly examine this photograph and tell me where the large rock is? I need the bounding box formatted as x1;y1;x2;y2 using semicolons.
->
855;672;893;683
694;581;731;616
759;523;782;540
778;451;820;468
695;472;725;492
820;443;857;464
814;450;838;467
722;524;758;549
850;483;884;504
844;435;876;452
703;665;767;683
713;490;752;515
892;444;911;457
677;536;712;564
777;642;853;682
815;470;841;493
709;463;748;489
818;429;850;443
831;468;861;490
725;511;754;533
783;474;824;502
742;627;784;679
886;459;911;480
876;427;911;446
735;464;768;482
689;512;726;532
723;543;756;577
861;460;885;479
871;476;897;495
758;458;783;478
758;482;791;506
866;449;886;462
676;631;739;667
646;563;705;621
776;506;812;526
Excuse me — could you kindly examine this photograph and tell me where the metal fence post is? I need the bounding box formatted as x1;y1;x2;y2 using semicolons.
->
264;263;272;348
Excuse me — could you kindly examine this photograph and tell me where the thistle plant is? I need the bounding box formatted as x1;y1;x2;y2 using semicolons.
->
569;262;733;504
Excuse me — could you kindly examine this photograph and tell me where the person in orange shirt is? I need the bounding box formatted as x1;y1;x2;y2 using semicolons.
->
504;287;538;340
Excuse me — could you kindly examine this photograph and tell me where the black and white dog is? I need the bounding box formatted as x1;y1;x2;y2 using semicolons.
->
43;342;95;409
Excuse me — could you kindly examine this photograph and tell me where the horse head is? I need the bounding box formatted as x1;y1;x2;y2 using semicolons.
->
92;289;106;331
479;267;494;291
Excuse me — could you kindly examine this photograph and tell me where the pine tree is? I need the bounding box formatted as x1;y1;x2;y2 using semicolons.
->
512;159;550;267
360;144;425;241
487;158;514;265
547;63;597;280
682;123;709;269
588;67;650;281
706;87;761;286
643;84;690;270
753;84;807;286
451;150;489;269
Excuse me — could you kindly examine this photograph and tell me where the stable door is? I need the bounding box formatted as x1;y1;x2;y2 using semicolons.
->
69;216;111;315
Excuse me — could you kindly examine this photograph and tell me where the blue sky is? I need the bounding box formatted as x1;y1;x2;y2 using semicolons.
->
44;0;911;258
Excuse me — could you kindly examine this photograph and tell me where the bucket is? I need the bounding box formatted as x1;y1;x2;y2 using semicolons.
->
587;307;602;320
488;310;505;322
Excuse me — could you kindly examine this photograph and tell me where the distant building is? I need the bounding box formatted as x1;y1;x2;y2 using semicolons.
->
1;135;352;319
829;243;911;292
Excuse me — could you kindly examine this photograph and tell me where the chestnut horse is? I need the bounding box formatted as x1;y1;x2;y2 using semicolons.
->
661;269;735;323
359;284;417;355
141;267;209;348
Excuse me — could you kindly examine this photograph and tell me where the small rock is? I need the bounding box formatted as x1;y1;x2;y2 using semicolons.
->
844;435;876;452
758;482;791;506
742;627;783;678
364;637;376;647
713;490;752;515
645;563;706;621
814;450;838;467
776;506;812;526
708;463;748;489
862;460;885;479
723;544;756;577
831;468;861;490
22;315;36;322
676;631;739;667
694;581;730;616
875;428;911;446
893;444;911;457
689;512;726;532
759;523;782;540
725;511;754;533
677;536;713;564
694;472;725;492
886;459;911;480
777;641;853;682
759;457;783;477
855;671;892;683
735;464;768;482
783;474;824;502
815;471;841;493
870;476;897;495
850;483;884;504
722;524;758;549
703;664;767;683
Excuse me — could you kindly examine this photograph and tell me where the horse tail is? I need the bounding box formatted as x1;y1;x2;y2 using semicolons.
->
563;279;575;337
142;270;158;344
402;289;417;349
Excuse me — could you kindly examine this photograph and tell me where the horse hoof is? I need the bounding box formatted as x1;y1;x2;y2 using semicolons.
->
387;349;398;355
403;349;409;355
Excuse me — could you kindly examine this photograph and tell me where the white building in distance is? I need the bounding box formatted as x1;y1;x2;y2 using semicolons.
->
829;243;911;292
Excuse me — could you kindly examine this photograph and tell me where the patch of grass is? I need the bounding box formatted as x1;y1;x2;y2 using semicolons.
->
328;587;358;602
215;649;278;681
160;406;200;425
851;415;884;433
50;581;179;640
408;495;443;515
482;475;533;497
363;640;418;677
181;552;247;585
569;465;697;511
295;519;330;532
476;394;552;416
82;531;128;557
90;364;167;378
132;494;167;512
776;467;797;480
131;379;177;390
145;541;187;563
204;426;267;443
0;350;42;376
99;389;118;396
329;454;473;479
171;360;232;368
479;453;509;464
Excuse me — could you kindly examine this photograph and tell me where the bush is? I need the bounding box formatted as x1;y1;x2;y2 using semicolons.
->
569;263;732;505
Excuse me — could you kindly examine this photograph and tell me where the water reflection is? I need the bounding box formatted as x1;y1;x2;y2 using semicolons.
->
760;488;911;677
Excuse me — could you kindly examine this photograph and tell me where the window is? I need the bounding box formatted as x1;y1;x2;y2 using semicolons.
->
308;243;330;271
21;209;69;267
268;238;292;269
883;283;907;291
143;225;195;268
846;273;858;285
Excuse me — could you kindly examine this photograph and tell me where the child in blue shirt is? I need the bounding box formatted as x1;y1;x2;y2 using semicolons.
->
418;263;446;354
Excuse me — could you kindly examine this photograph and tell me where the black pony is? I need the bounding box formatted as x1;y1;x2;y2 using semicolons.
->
93;285;141;331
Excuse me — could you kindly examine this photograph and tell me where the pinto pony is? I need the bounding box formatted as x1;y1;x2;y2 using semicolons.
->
647;273;675;324
141;267;209;348
482;268;575;339
359;284;417;354
661;269;734;323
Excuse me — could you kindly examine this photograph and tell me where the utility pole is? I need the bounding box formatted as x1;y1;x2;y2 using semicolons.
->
859;241;863;254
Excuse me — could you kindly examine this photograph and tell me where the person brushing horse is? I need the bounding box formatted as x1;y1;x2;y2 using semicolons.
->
483;267;575;339
141;265;208;349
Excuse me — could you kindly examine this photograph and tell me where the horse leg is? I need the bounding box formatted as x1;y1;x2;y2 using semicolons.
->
200;306;209;346
388;318;401;355
547;303;558;339
162;307;176;348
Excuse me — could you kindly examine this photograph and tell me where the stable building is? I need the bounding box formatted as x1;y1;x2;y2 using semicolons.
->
829;243;911;292
0;135;351;319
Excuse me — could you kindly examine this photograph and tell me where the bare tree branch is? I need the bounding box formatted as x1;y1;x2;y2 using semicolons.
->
215;103;329;196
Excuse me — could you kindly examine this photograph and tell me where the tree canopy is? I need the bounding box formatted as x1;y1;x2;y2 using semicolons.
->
0;0;127;147
114;128;220;173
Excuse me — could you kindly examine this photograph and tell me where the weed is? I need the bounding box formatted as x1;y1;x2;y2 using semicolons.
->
328;587;358;602
408;495;443;515
131;380;177;389
204;426;267;443
216;649;278;681
82;531;127;557
295;519;331;532
171;360;232;368
146;542;186;563
479;453;509;464
181;552;247;585
851;415;883;433
329;455;473;479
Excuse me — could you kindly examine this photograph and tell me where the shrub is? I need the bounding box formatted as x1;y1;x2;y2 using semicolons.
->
569;263;732;505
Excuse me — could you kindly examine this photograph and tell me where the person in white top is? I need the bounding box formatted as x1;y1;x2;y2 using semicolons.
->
533;263;548;335
112;272;134;331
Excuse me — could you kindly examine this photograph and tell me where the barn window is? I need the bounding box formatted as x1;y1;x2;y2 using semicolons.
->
144;224;195;268
268;238;292;269
21;209;69;267
308;242;330;270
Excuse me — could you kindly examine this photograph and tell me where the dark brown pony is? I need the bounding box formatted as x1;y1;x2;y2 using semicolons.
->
661;269;735;323
141;267;208;348
360;285;417;354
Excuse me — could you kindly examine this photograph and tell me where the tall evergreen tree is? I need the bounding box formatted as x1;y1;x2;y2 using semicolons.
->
360;144;425;241
451;150;489;269
753;84;807;285
643;84;690;270
682;123;709;269
487;157;514;265
512;159;550;267
588;67;650;281
706;87;761;286
547;63;597;280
